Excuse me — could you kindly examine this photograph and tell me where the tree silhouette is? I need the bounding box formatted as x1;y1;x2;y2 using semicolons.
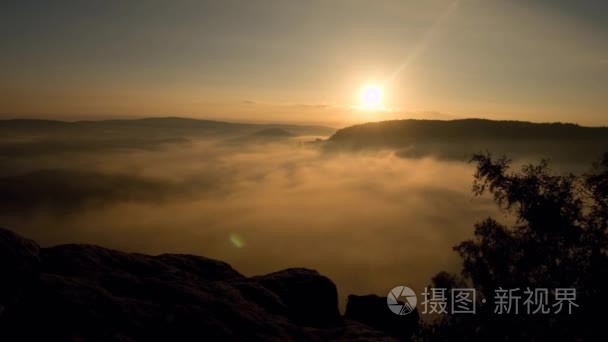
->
423;153;608;341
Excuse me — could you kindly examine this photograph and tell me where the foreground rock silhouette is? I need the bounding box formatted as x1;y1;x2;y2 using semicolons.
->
0;228;419;341
345;295;420;341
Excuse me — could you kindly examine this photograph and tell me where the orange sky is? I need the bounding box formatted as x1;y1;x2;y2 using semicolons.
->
1;0;607;126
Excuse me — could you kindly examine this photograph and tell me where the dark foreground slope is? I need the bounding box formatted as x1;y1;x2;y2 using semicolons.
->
0;228;418;341
326;119;608;163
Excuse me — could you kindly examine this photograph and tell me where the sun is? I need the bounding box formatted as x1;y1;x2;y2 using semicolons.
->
359;84;384;110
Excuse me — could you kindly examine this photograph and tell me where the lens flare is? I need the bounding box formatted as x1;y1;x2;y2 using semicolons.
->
229;233;245;248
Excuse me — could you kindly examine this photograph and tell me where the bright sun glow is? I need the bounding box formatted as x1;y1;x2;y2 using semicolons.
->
359;85;384;110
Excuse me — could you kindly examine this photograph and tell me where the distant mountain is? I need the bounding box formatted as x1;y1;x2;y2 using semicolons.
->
0;117;335;157
224;127;298;145
325;119;608;163
251;127;295;138
0;117;335;137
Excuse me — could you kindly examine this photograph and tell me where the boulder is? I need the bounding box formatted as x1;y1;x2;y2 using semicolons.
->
345;294;420;341
253;268;343;328
0;228;40;303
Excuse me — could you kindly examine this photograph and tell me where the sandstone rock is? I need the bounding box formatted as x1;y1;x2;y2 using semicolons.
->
0;228;40;303
253;268;343;328
345;294;420;341
0;228;396;341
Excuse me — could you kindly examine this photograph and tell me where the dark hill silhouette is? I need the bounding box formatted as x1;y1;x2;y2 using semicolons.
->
225;128;297;145
251;127;295;138
0;117;335;157
0;117;334;136
0;228;418;341
325;119;608;163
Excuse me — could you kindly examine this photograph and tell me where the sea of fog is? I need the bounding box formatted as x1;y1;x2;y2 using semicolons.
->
1;136;546;308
